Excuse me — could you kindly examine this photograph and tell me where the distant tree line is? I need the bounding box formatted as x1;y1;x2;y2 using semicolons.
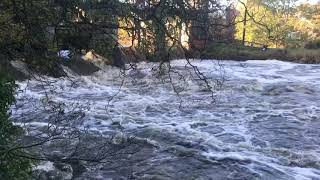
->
236;0;320;48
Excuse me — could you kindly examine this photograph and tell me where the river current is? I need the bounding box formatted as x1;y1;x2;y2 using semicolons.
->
11;60;320;179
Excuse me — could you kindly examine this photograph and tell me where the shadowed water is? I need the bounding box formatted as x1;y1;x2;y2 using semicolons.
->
11;60;320;179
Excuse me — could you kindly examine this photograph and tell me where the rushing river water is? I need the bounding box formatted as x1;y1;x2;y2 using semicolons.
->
11;60;320;179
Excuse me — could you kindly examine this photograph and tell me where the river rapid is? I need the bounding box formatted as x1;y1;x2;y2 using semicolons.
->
11;60;320;179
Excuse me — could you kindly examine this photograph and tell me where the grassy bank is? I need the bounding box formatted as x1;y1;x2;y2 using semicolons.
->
202;43;320;64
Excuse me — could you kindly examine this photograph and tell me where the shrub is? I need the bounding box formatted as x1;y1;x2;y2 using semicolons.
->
0;73;33;180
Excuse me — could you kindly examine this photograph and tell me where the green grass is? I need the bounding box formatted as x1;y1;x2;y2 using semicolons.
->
202;42;320;64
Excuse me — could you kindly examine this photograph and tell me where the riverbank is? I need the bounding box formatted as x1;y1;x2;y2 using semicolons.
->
1;55;102;81
2;44;320;82
202;43;320;64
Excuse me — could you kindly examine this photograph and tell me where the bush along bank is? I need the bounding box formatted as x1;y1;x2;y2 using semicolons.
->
0;73;33;179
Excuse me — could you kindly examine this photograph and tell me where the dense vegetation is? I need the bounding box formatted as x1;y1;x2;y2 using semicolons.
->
235;0;320;48
0;74;33;180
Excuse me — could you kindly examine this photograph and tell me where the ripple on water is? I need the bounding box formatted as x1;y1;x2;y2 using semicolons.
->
12;60;320;179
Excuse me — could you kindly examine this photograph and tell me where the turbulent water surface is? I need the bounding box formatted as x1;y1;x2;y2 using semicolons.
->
12;60;320;179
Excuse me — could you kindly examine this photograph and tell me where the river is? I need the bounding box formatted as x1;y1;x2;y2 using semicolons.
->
11;60;320;179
